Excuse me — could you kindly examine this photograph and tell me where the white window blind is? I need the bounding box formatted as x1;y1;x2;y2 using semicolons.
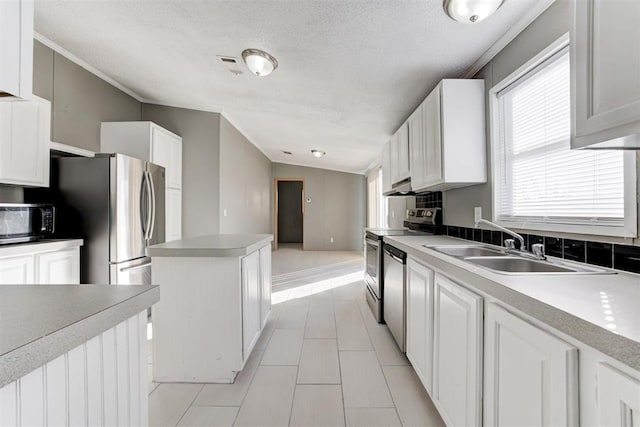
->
496;48;625;227
367;167;387;228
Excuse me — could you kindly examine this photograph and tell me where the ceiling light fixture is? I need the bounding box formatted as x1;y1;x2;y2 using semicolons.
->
443;0;503;24
311;150;326;158
242;49;278;77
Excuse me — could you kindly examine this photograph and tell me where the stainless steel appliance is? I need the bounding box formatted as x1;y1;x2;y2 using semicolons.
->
0;203;55;244
383;244;407;352
26;153;165;285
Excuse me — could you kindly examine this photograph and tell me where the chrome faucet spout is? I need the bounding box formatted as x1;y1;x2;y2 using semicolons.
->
474;218;526;252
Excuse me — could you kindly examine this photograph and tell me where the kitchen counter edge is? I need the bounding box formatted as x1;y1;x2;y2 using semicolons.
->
0;239;83;257
147;234;274;257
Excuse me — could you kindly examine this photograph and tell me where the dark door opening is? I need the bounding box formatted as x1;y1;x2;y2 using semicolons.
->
276;180;304;248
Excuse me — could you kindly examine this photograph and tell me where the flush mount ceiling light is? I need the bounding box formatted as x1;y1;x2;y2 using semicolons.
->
443;0;503;23
242;49;278;77
311;150;326;158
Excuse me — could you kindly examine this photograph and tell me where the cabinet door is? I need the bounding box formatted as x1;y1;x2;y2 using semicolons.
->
406;258;434;395
389;132;399;184
409;105;426;190
0;0;33;98
166;188;182;242
396;122;411;181
259;245;272;329
571;0;640;148
0;97;50;187
422;85;442;187
432;273;482;427
36;248;80;284
597;363;640;426
242;251;261;360
151;126;182;189
0;255;34;284
381;142;392;194
484;303;579;426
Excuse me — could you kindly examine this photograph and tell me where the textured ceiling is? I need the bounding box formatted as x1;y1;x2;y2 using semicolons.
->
35;0;541;174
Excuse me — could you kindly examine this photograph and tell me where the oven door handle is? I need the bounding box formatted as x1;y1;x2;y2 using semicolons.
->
385;251;405;264
365;238;379;247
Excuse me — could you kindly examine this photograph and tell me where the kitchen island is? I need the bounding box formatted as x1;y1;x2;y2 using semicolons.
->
0;284;159;426
147;234;273;384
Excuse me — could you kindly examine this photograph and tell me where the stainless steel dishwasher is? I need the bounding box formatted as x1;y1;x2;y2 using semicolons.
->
383;244;407;352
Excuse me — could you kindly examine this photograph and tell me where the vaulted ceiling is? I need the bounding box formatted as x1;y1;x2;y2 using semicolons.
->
35;0;547;173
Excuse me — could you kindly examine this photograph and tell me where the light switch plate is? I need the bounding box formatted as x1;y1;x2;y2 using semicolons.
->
474;207;482;223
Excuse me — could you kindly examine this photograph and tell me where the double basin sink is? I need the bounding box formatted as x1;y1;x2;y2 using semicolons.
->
426;245;614;275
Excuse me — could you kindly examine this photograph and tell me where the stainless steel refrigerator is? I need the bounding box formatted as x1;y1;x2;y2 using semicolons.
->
29;153;165;285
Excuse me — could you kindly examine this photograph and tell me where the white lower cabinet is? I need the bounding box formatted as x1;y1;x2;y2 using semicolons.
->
0;255;34;284
597;363;640;426
36;247;80;284
484;303;579;426
259;245;272;329
406;258;434;395
0;312;147;427
432;273;483;427
242;251;261;359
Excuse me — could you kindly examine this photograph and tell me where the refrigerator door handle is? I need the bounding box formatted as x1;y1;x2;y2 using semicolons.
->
148;169;156;240
120;260;152;272
140;173;148;239
144;170;153;240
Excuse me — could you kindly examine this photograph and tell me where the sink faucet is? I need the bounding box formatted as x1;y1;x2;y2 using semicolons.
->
474;218;526;252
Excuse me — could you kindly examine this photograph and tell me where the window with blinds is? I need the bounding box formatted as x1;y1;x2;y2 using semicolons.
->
495;46;629;232
367;167;387;228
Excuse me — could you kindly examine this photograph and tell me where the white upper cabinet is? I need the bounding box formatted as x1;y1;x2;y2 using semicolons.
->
101;121;183;241
0;0;33;99
432;273;483;427
408;105;426;190
388;122;411;186
571;0;640;149
411;79;486;192
484;303;579;427
0;96;51;187
381;142;392;194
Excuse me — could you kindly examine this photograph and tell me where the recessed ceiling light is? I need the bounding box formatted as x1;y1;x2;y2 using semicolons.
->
242;49;278;77
443;0;503;24
311;150;326;158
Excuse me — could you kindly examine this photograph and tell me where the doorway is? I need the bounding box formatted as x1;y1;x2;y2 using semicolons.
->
274;179;304;250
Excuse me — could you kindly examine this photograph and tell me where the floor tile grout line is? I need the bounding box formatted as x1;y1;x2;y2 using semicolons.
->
287;365;300;427
333;291;348;427
231;349;268;426
172;383;205;427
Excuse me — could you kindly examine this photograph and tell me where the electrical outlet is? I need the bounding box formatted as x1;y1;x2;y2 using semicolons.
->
474;207;482;223
223;208;227;217
330;237;334;243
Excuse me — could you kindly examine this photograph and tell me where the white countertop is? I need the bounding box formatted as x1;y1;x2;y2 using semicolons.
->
0;239;83;257
384;235;640;372
0;284;159;388
147;234;274;257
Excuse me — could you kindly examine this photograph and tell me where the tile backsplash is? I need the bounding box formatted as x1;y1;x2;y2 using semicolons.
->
413;193;640;274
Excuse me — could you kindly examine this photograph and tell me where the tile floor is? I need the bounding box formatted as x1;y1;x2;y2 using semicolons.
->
148;247;445;427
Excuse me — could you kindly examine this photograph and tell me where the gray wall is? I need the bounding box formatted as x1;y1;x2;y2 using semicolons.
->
219;116;272;235
443;0;640;246
33;41;142;152
142;104;221;238
273;163;366;250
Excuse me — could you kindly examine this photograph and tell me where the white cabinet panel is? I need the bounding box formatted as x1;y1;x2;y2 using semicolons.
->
381;142;392;195
422;85;443;188
259;245;272;329
0;255;33;284
86;336;103;426
598;363;640;426
116;321;130;426
484;303;579;427
0;97;50;187
396;122;410;182
432;273;483;427
242;251;261;360
406;258;434;395
166;188;182;242
409;106;426;191
571;0;640;148
68;345;86;426
102;327;118;426
36;247;79;284
19;367;44;426
128;315;142;427
45;355;67;426
0;381;18;426
0;0;33;99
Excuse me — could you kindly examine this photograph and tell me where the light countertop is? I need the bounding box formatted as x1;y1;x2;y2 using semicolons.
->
0;239;83;257
147;234;274;258
384;235;640;372
0;284;159;388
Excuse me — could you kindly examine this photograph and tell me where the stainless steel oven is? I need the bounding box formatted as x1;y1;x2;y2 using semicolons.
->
0;203;55;244
364;232;383;322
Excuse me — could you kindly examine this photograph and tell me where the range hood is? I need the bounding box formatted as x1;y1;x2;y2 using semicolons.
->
383;177;414;197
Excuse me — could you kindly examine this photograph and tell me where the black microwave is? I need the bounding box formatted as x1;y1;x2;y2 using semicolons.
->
0;203;55;244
